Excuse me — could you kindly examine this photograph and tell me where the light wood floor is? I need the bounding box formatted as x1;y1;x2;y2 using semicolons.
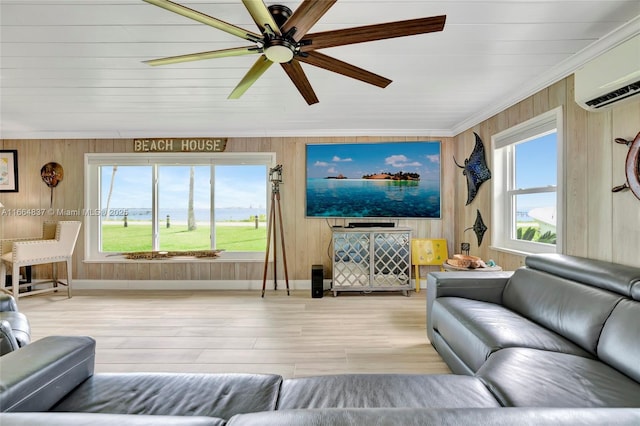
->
17;289;450;379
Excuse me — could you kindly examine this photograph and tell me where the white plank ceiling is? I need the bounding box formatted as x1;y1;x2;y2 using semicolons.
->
1;0;639;139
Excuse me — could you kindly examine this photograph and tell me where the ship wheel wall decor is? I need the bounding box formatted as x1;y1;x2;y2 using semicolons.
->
612;131;640;201
142;0;446;105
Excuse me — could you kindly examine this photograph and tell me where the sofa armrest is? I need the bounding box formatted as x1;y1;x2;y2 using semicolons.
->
0;336;95;412
427;271;513;302
0;312;30;351
426;271;513;342
0;295;18;312
0;320;19;356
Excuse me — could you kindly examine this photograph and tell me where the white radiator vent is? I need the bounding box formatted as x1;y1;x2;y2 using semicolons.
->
575;34;640;111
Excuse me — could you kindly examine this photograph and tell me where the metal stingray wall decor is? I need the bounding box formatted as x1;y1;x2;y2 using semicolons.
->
612;131;640;201
464;209;488;246
455;132;492;205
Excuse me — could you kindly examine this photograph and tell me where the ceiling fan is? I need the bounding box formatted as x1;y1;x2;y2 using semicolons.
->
143;0;446;105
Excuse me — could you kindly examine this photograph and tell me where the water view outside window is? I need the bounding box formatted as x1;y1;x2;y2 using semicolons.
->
99;164;267;253
100;165;153;251
158;165;212;251
214;165;268;251
512;132;557;244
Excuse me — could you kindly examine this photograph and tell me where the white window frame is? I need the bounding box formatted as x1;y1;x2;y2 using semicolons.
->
84;152;276;262
491;107;564;255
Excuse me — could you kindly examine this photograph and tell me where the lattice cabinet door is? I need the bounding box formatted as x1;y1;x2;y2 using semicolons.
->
332;228;412;296
332;231;371;289
373;232;411;288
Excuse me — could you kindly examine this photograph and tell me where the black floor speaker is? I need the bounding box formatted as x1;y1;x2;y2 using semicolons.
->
311;264;324;298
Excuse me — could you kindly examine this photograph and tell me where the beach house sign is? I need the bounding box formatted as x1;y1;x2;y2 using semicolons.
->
134;138;227;152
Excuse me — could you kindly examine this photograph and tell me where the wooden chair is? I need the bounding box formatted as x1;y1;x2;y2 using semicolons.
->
411;238;448;293
0;221;81;302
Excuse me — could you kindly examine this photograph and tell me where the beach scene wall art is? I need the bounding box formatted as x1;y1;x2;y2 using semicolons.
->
306;141;441;219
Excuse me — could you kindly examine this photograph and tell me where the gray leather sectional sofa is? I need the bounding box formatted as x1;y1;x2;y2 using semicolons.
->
1;253;640;425
428;253;640;407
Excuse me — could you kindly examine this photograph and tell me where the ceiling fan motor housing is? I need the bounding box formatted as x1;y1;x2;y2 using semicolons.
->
263;5;295;63
268;4;292;29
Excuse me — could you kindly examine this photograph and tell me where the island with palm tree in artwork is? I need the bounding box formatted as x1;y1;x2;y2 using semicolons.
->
362;171;420;181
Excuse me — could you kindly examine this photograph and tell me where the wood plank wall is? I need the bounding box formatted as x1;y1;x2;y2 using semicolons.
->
3;73;638;282
454;75;640;270
0;136;455;281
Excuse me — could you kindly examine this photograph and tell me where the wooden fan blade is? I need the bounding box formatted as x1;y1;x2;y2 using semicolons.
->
228;55;274;99
242;0;281;35
301;15;446;52
298;51;391;88
281;61;319;105
281;0;337;42
143;0;261;42
145;46;259;66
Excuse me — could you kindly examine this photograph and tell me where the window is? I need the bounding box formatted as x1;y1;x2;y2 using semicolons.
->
85;153;275;261
491;107;563;254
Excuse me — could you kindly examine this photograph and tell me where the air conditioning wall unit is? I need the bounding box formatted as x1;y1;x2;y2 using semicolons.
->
575;34;640;111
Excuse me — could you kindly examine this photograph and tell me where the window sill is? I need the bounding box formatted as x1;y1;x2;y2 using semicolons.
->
489;245;532;257
490;245;557;257
84;252;265;263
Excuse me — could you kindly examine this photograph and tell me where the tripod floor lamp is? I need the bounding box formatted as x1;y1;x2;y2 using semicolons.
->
261;165;290;298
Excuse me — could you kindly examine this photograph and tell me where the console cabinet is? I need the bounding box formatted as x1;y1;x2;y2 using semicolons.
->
331;227;412;296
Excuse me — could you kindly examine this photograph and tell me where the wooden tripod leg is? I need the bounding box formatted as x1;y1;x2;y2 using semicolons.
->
272;200;278;291
261;194;276;298
275;193;290;295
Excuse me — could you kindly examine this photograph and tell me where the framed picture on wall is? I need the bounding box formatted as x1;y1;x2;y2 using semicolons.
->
0;150;19;192
305;141;441;219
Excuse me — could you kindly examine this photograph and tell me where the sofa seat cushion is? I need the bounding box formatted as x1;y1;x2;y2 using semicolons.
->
476;348;640;407
277;374;500;409
228;408;640;426
431;297;592;372
0;412;225;426
52;373;282;420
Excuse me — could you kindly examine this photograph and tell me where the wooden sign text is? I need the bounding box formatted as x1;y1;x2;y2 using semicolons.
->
134;138;227;152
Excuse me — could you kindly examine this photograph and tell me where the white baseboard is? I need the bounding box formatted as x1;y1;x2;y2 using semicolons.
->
73;279;332;291
73;279;421;291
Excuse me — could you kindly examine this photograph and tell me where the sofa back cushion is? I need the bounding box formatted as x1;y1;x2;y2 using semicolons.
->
597;299;640;382
502;267;622;355
525;254;640;299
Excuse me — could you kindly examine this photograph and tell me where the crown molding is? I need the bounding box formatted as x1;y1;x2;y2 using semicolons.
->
450;15;640;137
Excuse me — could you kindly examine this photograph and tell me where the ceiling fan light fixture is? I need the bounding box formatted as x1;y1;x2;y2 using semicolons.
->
264;39;295;63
